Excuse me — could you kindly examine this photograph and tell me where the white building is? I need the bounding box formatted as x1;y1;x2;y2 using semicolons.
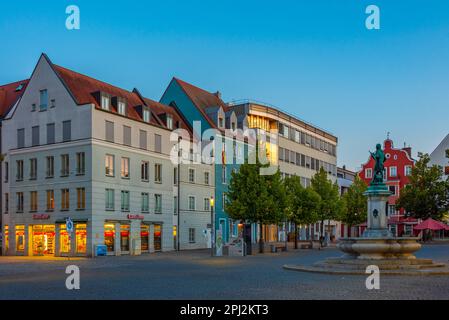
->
1;54;214;257
429;133;449;179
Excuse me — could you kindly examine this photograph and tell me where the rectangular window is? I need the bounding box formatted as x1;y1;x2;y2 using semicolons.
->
139;130;147;150
16;192;24;212
166;115;173;130
17;128;25;149
188;168;195;183
16;160;23;181
32;126;40;146
105;154;115;176
154;163;162;183
47;123;55;144
61;189;70;210
389;186;397;196
76;152;85;175
123;125;131;146
174;196;178;214
222;194;227;210
101;95;110;110
105;121;114;142
204;198;210;211
4;193;9;213
188;196;195;211
222;166;227;184
121;157;130;178
405;165;412;176
61;154;70;176
154;194;162;213
154;134;162;153
365;168;372;179
46;190;55;211
77;188;85;210
105;189;115;210
4;162;8;182
40;89;48;110
29;158;37;180
118;101;126;115
141;193;149;213
173;167;178;185
189;228;195;243
143;108;150;123
30;191;38;212
390;166;397;177
62;120;71;142
389;204;397;216
204;171;210;185
121;191;130;211
141;161;149;181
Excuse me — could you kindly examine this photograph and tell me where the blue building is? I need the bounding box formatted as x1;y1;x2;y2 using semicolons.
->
160;78;248;244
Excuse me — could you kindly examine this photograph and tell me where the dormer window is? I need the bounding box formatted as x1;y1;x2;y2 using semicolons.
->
118;101;126;115
218;117;224;128
39;89;48;111
167;115;173;130
142;107;150;123
101;95;110;110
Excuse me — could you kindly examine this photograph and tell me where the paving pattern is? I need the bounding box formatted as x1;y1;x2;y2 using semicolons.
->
0;244;448;300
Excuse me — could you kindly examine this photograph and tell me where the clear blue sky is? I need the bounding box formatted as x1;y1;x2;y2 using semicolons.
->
1;0;448;171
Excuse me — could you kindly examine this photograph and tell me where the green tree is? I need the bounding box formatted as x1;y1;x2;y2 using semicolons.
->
396;153;449;220
226;157;286;253
284;175;320;248
311;167;343;246
340;176;368;234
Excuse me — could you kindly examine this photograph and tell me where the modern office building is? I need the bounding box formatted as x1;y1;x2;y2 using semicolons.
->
1;54;214;257
161;81;339;244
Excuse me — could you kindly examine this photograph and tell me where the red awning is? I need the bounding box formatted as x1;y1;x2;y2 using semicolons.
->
414;218;448;231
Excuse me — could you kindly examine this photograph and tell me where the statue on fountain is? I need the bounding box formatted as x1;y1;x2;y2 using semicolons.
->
370;143;386;185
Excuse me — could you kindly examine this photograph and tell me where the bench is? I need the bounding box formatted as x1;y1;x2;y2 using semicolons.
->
270;244;287;253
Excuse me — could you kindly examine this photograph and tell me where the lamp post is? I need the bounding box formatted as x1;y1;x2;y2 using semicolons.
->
210;196;215;257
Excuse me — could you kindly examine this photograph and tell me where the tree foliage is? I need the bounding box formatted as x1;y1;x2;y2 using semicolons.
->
396;153;449;220
340;175;367;227
284;175;320;225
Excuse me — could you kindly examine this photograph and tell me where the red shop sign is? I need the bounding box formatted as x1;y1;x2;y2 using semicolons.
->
127;214;144;220
33;214;50;220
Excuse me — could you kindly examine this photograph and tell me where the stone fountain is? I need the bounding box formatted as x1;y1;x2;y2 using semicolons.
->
284;144;449;275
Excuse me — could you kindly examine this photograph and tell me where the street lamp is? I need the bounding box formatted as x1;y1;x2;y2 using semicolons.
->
210;196;215;257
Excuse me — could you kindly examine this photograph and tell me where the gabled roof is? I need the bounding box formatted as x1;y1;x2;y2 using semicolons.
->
51;64;164;128
0;79;29;118
172;77;228;129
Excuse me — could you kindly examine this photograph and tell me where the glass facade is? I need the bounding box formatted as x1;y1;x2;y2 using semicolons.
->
104;224;115;252
32;225;55;256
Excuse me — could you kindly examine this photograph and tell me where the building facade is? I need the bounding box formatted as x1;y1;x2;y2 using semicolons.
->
337;166;357;238
429;133;449;179
1;54;214;257
358;138;417;237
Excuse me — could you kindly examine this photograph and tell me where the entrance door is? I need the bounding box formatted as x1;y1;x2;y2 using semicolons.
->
32;225;55;256
154;224;162;251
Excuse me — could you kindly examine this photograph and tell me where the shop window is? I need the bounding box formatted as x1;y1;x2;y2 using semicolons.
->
154;224;162;251
15;225;25;252
4;226;9;252
120;225;130;252
141;225;149;252
104;224;115;252
60;225;70;254
76;224;87;254
32;225;55;256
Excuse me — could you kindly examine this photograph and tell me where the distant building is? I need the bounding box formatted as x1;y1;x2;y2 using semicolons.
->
358;138;418;237
337;166;357;238
429;134;449;179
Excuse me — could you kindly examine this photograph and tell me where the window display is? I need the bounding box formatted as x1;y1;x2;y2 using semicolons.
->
76;224;87;254
120;225;130;252
141;225;149;252
60;225;70;254
15;225;25;252
104;224;115;252
154;224;162;251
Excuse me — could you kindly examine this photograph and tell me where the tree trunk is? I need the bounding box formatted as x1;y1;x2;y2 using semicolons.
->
294;223;298;249
259;223;264;253
320;220;325;248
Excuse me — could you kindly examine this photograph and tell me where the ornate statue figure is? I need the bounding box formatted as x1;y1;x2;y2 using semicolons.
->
370;143;386;185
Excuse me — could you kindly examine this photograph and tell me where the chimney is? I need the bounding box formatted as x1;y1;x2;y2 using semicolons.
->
402;146;412;157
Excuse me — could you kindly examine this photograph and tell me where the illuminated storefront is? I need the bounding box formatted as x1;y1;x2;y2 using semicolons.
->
154;224;162;251
32;225;55;256
120;224;130;253
141;225;149;252
60;225;71;254
4;226;9;253
15;225;25;253
104;224;115;253
75;224;87;254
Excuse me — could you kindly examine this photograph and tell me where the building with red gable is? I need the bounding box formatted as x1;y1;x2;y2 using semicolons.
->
358;138;418;237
